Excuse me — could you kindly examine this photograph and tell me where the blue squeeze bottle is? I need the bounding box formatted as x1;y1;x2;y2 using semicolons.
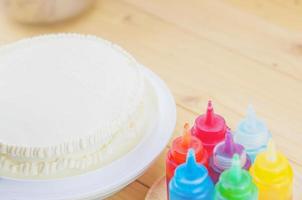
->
169;149;214;200
234;105;271;162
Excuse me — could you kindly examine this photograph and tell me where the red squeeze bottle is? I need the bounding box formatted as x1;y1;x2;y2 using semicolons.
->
192;100;227;156
166;123;208;196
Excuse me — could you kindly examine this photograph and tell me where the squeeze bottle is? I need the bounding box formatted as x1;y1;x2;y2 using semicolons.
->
250;140;293;200
234;105;271;162
169;149;214;200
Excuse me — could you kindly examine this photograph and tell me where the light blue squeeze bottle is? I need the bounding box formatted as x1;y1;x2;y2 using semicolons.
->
234;105;271;163
169;149;214;200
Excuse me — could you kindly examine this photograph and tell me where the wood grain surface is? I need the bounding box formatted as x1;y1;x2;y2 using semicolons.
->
0;0;301;199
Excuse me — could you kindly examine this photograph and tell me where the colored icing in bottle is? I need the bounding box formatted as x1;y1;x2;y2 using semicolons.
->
166;123;208;196
209;130;251;183
192;100;227;156
250;140;293;200
234;105;271;163
169;149;214;200
214;154;258;200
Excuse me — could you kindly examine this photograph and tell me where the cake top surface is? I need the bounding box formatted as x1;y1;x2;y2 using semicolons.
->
0;34;144;147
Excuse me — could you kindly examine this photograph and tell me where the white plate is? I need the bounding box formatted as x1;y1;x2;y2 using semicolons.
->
0;67;176;200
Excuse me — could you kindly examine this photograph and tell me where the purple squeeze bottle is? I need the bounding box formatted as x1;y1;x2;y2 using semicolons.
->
208;130;251;183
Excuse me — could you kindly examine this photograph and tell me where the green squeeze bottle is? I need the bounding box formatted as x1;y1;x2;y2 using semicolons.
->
214;154;258;200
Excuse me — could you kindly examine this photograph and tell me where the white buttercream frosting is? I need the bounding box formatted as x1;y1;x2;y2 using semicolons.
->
0;34;154;178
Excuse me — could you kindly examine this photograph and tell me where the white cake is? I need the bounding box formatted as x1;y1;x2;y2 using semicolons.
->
0;34;156;178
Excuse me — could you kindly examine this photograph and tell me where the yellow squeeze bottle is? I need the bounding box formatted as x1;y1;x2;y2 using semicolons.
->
250;140;293;200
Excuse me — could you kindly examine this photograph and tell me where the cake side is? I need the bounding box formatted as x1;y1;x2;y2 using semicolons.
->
0;34;148;177
0;78;157;178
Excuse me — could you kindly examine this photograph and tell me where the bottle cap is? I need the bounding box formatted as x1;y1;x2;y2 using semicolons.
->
212;130;251;171
171;123;207;164
169;149;214;198
235;105;271;150
215;154;258;200
250;139;293;183
192;101;227;148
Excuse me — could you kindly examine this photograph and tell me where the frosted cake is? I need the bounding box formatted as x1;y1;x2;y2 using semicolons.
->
0;34;157;179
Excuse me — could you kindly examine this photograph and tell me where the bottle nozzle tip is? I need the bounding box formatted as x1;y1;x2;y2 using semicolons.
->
232;154;241;168
184;122;190;130
246;104;258;130
182;123;191;147
247;104;256;119
188;148;195;159
205;100;214;125
185;149;197;172
224;130;235;154
266;139;277;162
230;154;242;181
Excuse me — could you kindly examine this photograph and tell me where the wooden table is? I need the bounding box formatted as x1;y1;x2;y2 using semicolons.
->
0;0;301;199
